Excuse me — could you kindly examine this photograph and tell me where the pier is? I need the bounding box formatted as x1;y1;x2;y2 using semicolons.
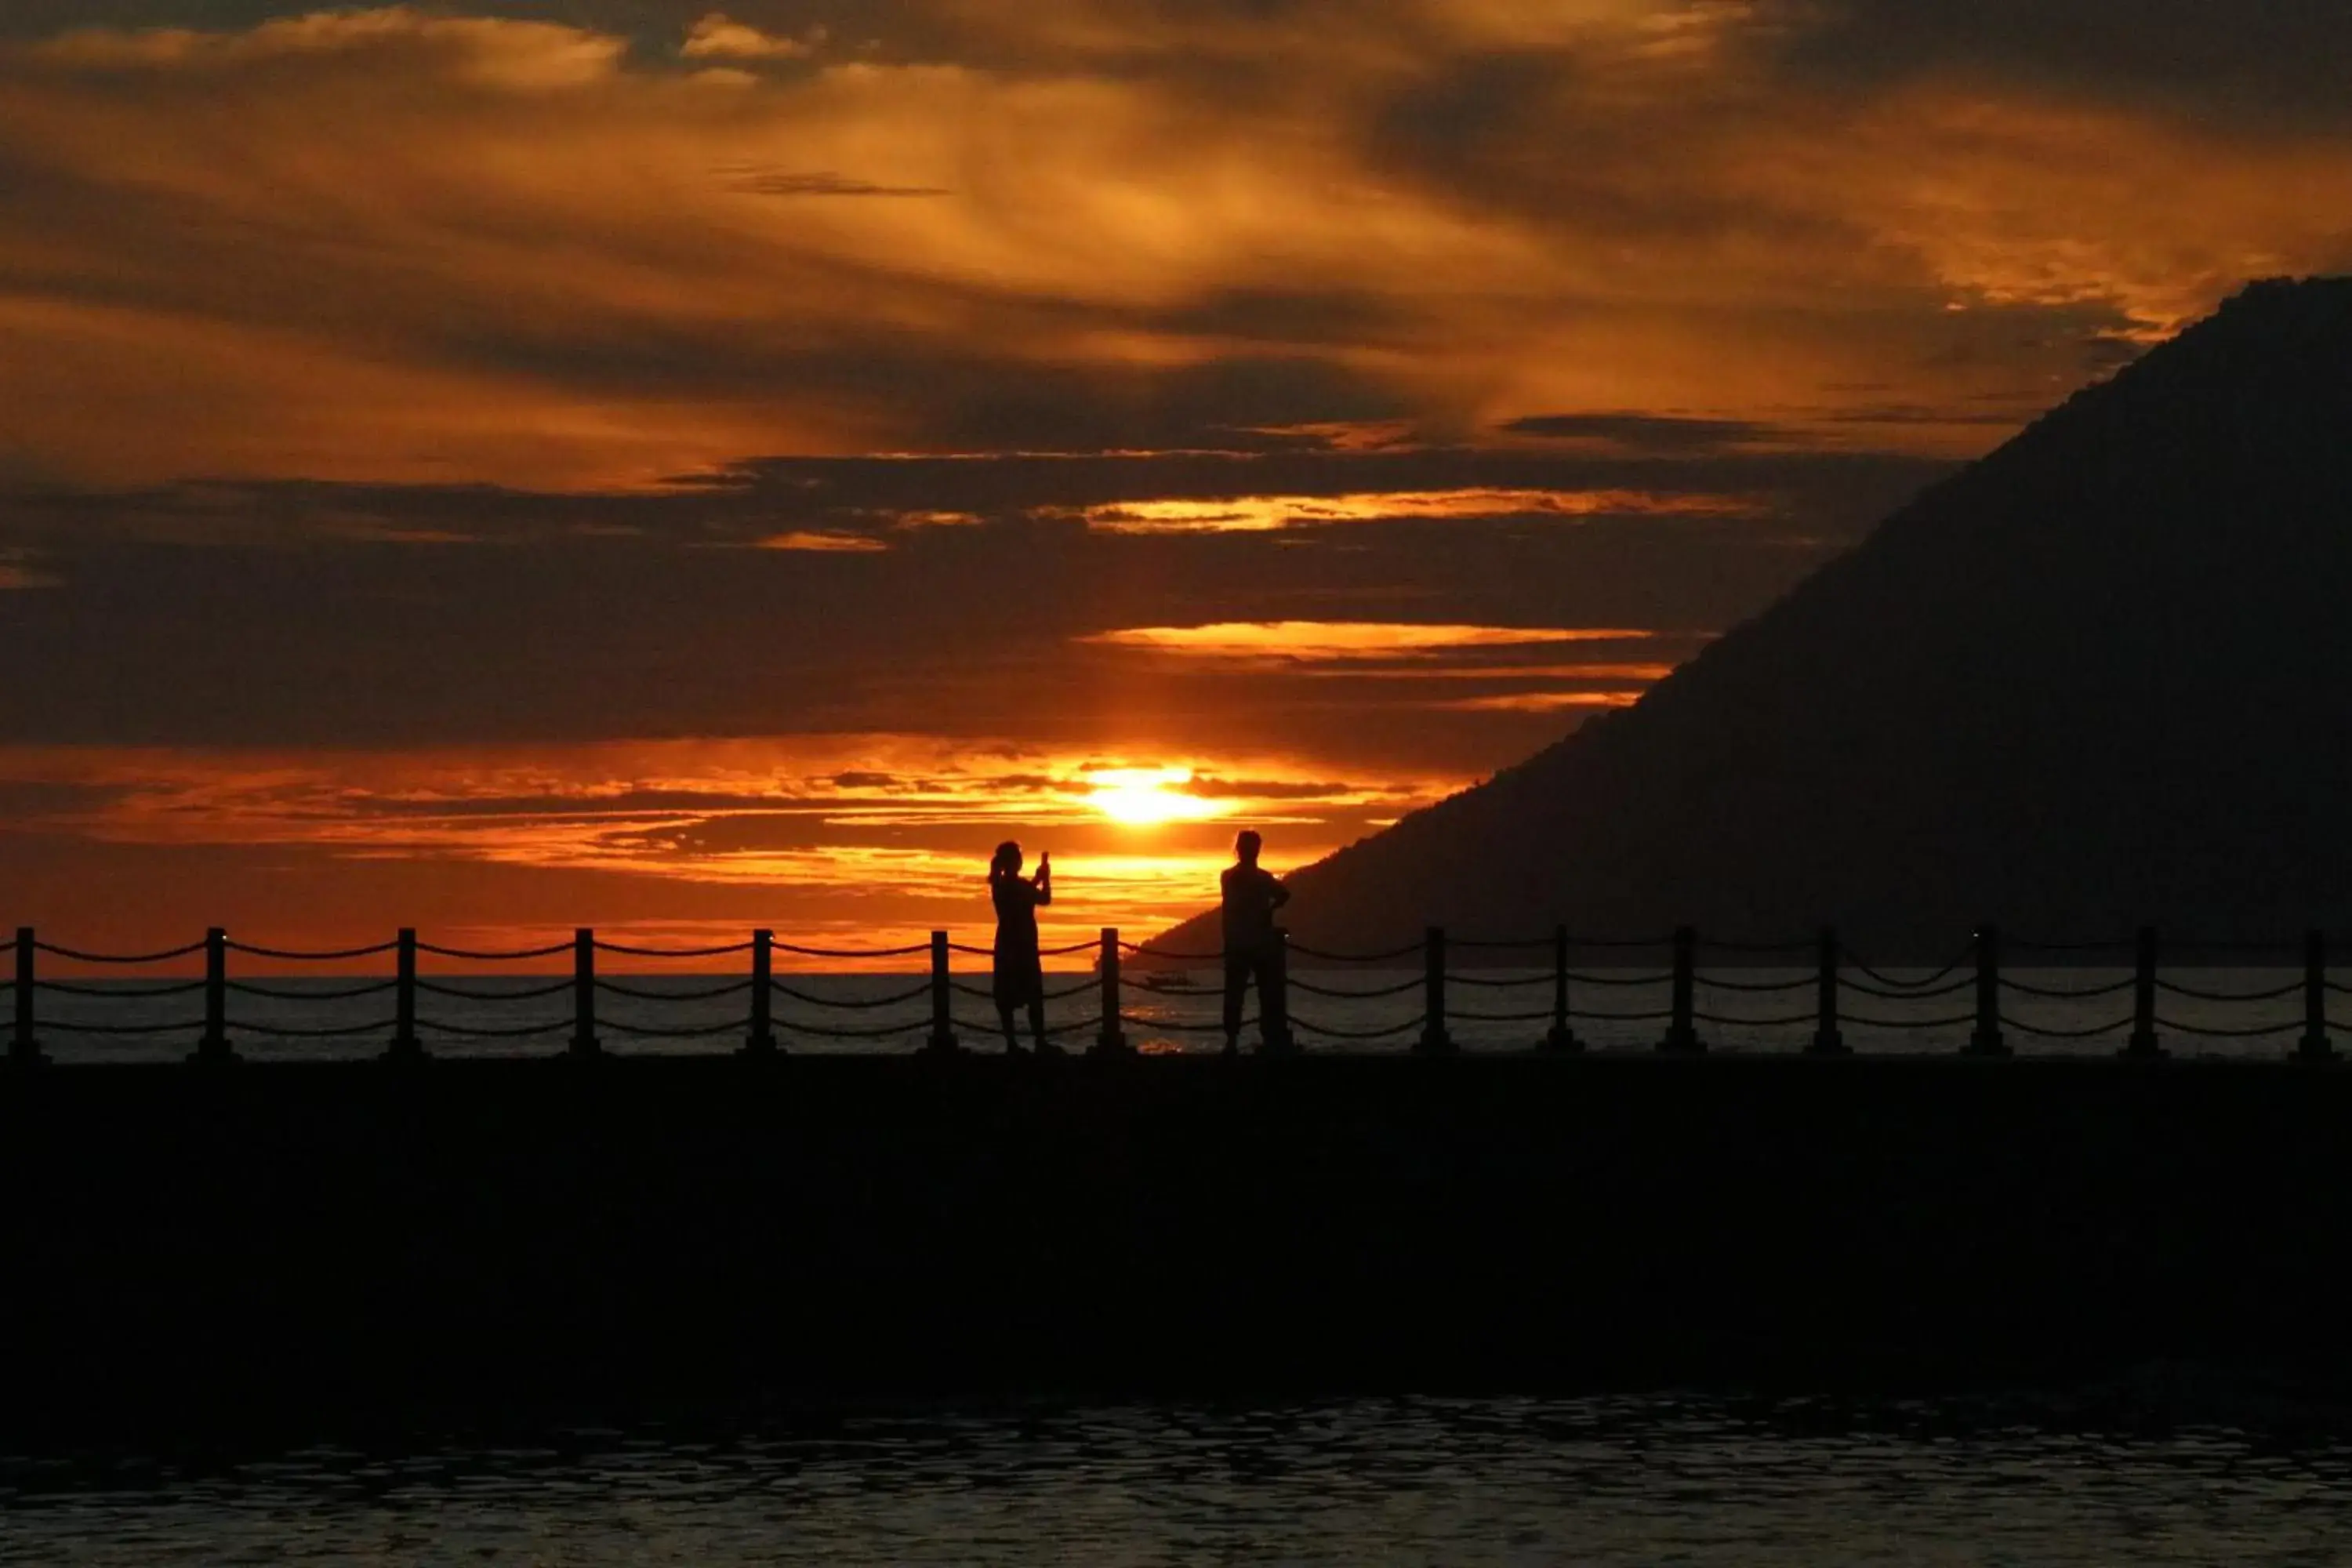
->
9;921;2352;1439
5;1049;2352;1440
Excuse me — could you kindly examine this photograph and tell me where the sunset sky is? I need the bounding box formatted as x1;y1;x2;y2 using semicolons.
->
5;1;2350;960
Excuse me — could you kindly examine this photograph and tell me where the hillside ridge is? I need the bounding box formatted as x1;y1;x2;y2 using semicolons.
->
1156;277;2352;957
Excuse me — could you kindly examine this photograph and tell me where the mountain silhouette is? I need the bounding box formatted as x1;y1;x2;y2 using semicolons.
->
1159;277;2352;957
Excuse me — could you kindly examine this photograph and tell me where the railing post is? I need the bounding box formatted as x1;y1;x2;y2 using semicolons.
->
1660;926;1700;1053
924;931;958;1054
2300;929;2335;1063
569;927;601;1058
188;927;236;1066
1543;924;1578;1054
1262;928;1296;1054
10;927;42;1067
742;928;778;1057
385;927;423;1063
1965;924;2008;1057
1415;926;1454;1054
1809;925;1849;1056
1093;927;1130;1055
2125;925;2165;1060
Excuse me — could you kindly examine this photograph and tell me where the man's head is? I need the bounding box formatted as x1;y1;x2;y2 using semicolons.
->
1234;829;1261;866
993;840;1023;876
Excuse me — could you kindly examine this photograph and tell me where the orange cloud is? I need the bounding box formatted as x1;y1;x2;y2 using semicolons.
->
1736;85;2352;340
1067;488;1763;533
756;530;891;552
680;14;821;63
30;9;630;85
1082;622;1657;659
4;4;2349;491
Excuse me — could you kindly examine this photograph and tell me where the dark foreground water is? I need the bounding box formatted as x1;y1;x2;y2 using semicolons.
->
9;1394;2352;1564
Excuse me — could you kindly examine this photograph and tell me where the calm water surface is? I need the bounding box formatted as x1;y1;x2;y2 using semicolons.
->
9;1395;2352;1564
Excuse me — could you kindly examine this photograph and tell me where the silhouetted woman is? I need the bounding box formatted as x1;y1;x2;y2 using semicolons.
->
989;840;1052;1054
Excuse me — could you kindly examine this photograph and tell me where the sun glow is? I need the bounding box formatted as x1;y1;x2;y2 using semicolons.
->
1085;767;1226;827
0;738;1471;964
1068;491;1762;535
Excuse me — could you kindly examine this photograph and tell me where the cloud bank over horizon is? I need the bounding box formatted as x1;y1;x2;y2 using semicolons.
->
3;0;2345;944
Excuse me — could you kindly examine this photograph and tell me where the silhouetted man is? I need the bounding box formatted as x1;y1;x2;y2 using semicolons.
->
1220;829;1290;1054
989;841;1054;1054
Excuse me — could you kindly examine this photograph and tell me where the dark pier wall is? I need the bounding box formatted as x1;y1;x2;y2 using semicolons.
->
4;1056;2349;1437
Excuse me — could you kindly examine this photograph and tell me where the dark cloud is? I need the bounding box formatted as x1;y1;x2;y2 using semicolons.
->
692;446;1945;521
1501;413;1784;453
0;2;907;47
602;814;830;855
1825;404;2041;429
0;445;1948;554
1769;0;2352;128
1142;289;1408;349
358;789;811;818
1188;777;1377;801
1370;47;1563;178
0;779;128;815
892;354;1417;456
718;167;951;197
0;446;1946;752
0;2;294;35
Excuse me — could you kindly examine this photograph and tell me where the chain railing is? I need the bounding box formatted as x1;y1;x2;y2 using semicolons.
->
3;922;2347;1065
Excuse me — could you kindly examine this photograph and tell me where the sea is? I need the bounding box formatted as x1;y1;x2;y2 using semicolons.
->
7;1393;2352;1564
9;963;2333;1062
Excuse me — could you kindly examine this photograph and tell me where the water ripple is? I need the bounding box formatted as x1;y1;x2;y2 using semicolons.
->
10;1395;2352;1564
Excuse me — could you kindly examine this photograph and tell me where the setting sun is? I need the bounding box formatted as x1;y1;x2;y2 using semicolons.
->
1086;767;1225;828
